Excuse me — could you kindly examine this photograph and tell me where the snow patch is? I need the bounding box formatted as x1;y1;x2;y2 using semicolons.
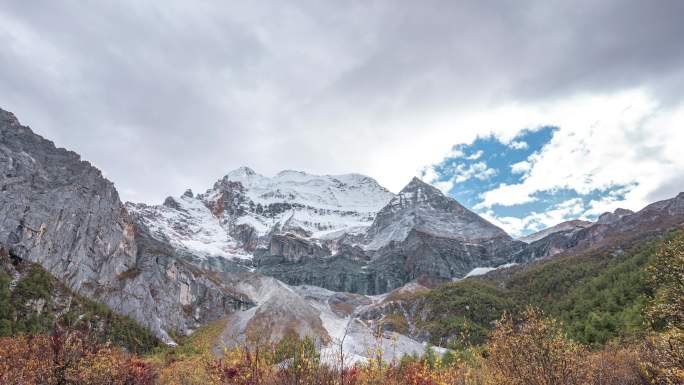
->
222;279;446;367
461;263;518;279
126;195;252;261
129;168;395;261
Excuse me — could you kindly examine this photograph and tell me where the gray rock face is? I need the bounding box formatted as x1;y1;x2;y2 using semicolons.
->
597;208;634;225
514;229;584;262
268;233;330;262
149;175;528;295
364;177;511;250
255;178;526;294
256;251;375;294
0;109;251;342
368;229;524;290
359;178;525;289
519;219;593;244
515;194;684;262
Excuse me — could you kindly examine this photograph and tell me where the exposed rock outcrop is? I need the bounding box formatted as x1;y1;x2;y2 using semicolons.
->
514;194;684;262
597;208;634;225
519;219;593;244
364;178;512;250
251;178;526;294
130;171;527;294
0;108;251;342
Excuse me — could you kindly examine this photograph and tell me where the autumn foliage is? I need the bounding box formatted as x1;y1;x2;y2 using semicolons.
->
1;232;682;384
0;317;666;385
0;298;680;385
0;330;154;385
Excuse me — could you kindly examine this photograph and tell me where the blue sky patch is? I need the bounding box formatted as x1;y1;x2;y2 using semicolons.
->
422;127;634;236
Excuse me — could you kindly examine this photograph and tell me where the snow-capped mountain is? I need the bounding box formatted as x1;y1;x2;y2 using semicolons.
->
364;177;510;251
127;192;255;261
363;178;526;290
126;167;394;263
127;170;526;294
6;106;684;358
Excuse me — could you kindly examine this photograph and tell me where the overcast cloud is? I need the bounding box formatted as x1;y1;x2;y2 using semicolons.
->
1;1;683;234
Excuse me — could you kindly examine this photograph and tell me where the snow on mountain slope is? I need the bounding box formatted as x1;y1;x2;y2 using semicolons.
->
518;219;593;243
220;167;392;212
127;167;394;261
127;194;253;260
214;276;440;365
461;262;518;279
364;177;510;250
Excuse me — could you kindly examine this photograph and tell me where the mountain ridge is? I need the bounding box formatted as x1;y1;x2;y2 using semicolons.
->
519;219;593;243
0;108;253;343
126;164;524;294
3;106;684;360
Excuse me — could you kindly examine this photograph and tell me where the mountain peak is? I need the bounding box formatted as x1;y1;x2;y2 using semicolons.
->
227;166;257;177
597;208;634;225
0;108;19;125
403;176;432;189
364;177;509;250
398;177;444;198
519;219;593;243
222;167;262;185
392;177;462;211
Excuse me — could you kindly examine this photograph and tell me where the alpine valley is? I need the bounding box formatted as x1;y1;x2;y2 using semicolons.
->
1;107;683;365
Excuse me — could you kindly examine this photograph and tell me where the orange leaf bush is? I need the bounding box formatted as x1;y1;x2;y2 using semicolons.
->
0;332;154;385
0;310;675;385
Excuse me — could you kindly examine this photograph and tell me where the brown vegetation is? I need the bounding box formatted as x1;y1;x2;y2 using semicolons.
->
0;331;154;385
2;310;680;385
1;230;681;384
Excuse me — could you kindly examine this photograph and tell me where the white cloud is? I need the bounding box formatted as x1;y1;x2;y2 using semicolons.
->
421;167;454;194
420;160;495;193
511;160;531;175
463;89;684;236
480;198;587;237
465;150;484;160
1;2;683;205
475;183;535;209
369;88;683;211
421;166;440;184
509;140;528;150
472;89;684;216
453;161;497;183
476;167;498;181
433;180;455;193
447;148;465;158
420;166;454;193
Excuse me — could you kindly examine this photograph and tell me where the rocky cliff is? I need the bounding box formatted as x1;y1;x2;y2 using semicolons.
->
519;219;593;244
126;167;394;271
258;178;526;293
130;170;526;294
362;178;525;287
0;109;251;343
4;105;684;358
364;177;512;250
514;194;684;262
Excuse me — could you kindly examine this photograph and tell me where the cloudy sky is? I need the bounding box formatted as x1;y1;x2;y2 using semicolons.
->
1;1;683;236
